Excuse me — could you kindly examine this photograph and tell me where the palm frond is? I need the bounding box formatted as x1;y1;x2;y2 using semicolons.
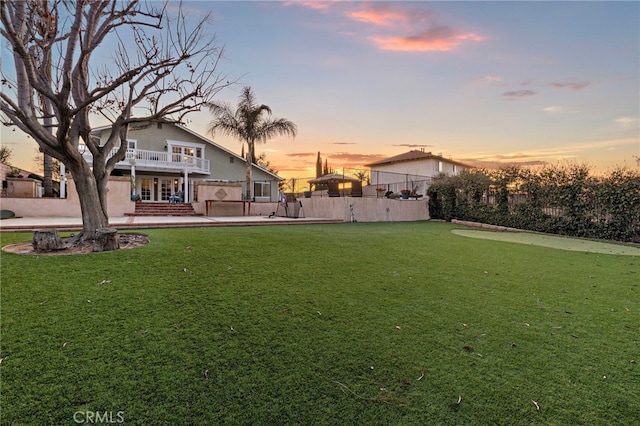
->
257;118;297;143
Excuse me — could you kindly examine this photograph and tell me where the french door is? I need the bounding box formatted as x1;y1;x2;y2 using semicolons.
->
159;178;178;201
137;177;180;201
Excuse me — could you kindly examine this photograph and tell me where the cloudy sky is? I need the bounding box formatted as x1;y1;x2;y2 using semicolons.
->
3;1;639;178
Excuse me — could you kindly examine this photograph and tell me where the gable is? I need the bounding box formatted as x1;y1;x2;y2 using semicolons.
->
91;121;282;181
367;150;472;178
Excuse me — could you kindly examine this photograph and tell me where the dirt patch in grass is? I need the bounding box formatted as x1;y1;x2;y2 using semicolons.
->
451;229;640;256
2;233;149;255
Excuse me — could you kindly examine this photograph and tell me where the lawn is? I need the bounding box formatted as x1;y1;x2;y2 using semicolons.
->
1;222;638;425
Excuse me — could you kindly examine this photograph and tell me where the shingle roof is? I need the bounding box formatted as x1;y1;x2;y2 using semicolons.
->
365;150;473;168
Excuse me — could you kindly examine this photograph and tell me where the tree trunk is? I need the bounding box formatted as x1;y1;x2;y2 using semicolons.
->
70;165;111;242
32;229;65;252
93;227;119;252
43;153;54;197
245;145;253;201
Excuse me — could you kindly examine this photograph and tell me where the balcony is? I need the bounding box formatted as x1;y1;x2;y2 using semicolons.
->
81;147;210;175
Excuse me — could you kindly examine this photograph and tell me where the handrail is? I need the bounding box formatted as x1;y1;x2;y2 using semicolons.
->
79;146;209;173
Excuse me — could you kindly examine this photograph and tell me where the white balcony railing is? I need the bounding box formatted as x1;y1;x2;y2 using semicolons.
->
80;147;210;174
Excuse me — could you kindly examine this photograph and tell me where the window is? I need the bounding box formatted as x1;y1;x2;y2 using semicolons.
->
253;181;271;198
171;146;182;162
230;156;234;164
167;141;205;163
438;161;443;173
127;140;138;159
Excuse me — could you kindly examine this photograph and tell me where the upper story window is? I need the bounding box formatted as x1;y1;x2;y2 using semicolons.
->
167;140;205;162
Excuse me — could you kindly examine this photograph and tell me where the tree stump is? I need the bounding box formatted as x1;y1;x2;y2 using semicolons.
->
32;229;65;252
93;227;120;252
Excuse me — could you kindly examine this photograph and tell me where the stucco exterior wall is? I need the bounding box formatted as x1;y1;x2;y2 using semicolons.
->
0;196;73;217
95;122;281;201
370;157;469;189
192;181;242;215
299;197;429;222
0;163;10;183
0;176;430;223
372;158;440;177
0;177;134;217
4;178;42;197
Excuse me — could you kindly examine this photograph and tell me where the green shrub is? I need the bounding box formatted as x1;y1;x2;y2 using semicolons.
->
429;164;640;242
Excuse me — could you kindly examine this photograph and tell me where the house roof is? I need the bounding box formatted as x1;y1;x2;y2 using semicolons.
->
308;173;360;184
90;120;283;180
365;150;473;168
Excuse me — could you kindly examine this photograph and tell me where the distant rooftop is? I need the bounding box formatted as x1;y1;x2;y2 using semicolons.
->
365;150;472;168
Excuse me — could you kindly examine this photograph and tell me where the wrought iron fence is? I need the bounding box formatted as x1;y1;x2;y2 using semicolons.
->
282;168;434;199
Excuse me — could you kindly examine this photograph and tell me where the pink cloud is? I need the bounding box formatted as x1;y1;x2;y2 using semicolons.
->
348;9;408;26
347;6;433;27
284;1;483;53
282;1;334;11
347;4;482;52
370;28;483;52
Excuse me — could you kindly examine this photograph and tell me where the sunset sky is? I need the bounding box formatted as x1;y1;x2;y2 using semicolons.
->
2;1;639;178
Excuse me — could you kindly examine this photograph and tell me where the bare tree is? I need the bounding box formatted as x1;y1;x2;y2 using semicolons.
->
30;1;55;196
0;0;232;248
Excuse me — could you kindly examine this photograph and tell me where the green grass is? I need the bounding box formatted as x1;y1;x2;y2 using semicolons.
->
1;222;639;425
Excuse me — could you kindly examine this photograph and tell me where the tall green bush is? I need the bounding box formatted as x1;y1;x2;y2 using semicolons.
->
427;174;458;221
427;163;640;242
594;167;640;242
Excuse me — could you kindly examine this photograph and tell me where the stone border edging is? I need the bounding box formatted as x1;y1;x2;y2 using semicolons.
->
451;219;524;232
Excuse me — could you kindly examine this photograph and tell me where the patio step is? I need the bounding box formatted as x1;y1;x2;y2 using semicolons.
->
126;202;202;216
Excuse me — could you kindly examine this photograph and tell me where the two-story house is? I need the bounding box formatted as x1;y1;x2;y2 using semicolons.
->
366;150;472;193
86;120;282;203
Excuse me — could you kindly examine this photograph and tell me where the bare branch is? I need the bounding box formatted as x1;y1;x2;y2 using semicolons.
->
1;0;235;237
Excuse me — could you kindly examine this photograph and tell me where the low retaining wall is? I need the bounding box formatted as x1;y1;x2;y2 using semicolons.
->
0;177;133;217
451;219;524;232
300;197;429;222
1;178;430;223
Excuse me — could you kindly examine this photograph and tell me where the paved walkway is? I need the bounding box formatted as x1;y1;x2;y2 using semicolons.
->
0;215;342;232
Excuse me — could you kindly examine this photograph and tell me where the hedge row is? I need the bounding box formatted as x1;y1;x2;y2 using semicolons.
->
427;164;640;243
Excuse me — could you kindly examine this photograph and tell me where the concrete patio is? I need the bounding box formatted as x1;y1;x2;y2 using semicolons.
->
0;214;342;233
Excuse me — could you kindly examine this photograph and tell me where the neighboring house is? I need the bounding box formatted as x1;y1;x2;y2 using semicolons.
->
0;163;47;198
87;120;282;202
366;150;472;191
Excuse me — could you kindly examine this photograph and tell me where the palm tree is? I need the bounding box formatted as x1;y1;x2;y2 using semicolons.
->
208;87;297;200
